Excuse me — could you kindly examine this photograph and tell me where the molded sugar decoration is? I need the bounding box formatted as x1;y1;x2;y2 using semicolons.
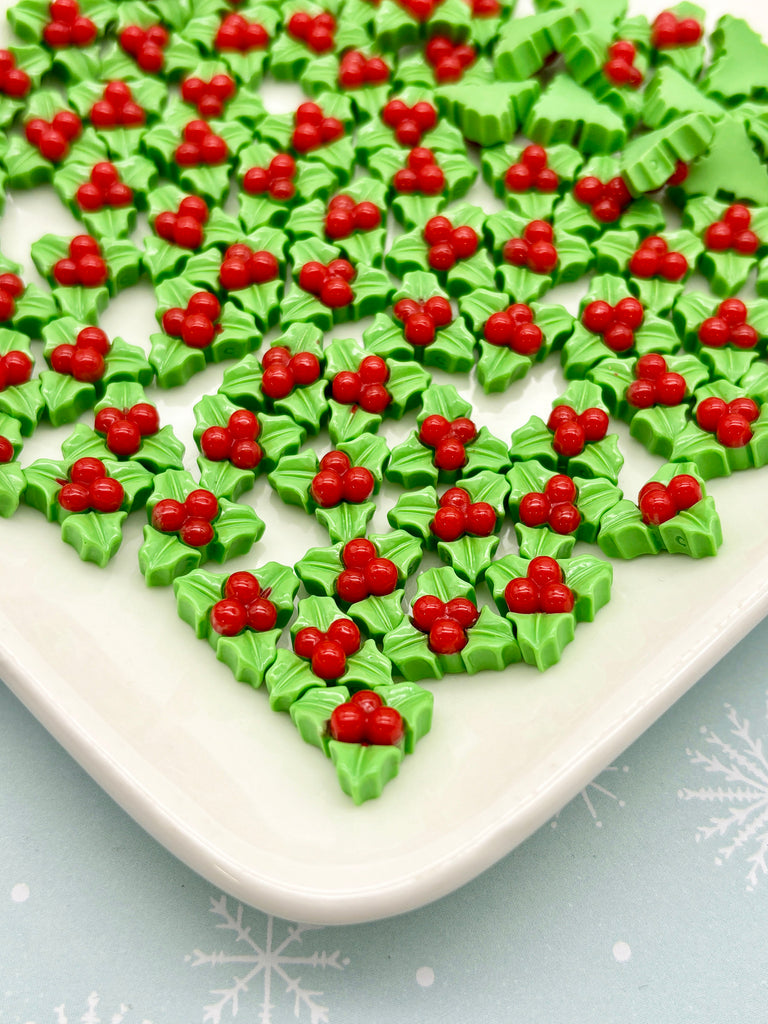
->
555;156;664;239
300;47;392;123
179;4;279;86
267;432;389;543
485;212;592;300
0;414;26;517
459;291;573;393
394;32;477;89
356;87;465;163
178;65;265;127
669;382;768;479
386;383;510;487
144;188;212;282
99;1;201;78
363;272;475;373
286;179;387;267
237;142;340;232
324;339;431;443
485;552;612;670
493;6;587;80
5;89;102;188
383;565;519;681
257;95;356;183
150;281;258;388
0;44;50;127
9;0;115;81
67;76;166;160
433;62;540;147
509;379;624;484
592;228;702;314
0;328;45;435
559;21;649;128
480;140;582;221
173;562;299;687
139;469;265;585
650;3;706;79
702;15;768;107
54;154;159;240
0;256;58;338
598;462;721;559
673;293;768;386
619;112;716;195
372;0;472;52
296;530;423;638
684;197;768;296
269;4;368;81
368;144;477;230
524;73;628;154
193;392;305;499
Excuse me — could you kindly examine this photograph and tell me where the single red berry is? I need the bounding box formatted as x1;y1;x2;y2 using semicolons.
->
294;626;323;659
592;197;622;223
224;570;261;604
359;383;390;414
106;418;141;457
660;251;688;281
230;439;262;469
654;372;686;406
185;489;219;520
547;405;577;431
2;350;32;385
698;316;730;347
412;595;445;632
545;474;576;504
336;568;368;604
329;703;367;743
539;582;575;614
180;517;215;547
181;314;215;349
419;414;451;446
432;505;465;541
548;503;581;535
289;351;320;386
528;555;562;587
696;396;728;432
201;425;232;461
505;578;540;614
210;599;247;636
151;498;186;532
127;403;159;436
311;468;344;507
424;215;453;245
365;706;404;746
527;241;558;274
70;347;105;382
582;300;614;333
666;474;702;511
332;370;361;404
639;486;677;525
342;537;376;569
450;225;478;258
364;557;398;596
578;407;609;442
450;417;477;443
320;450;351;474
326;617;360;656
404;311;436;347
719;298;748;326
614;296;644;329
574;176;604;205
342;466;375;502
320;276;353;308
90;475;125;511
626;379;655;409
58;482;91;512
440;487;471;512
465;501;496;536
729;397;759;422
434;437;466;471
552;421;585;457
733;230;759;255
705;222;733;251
519;492;550;527
603;322;635;353
629;248;661;278
428;617;467;655
418;164;445;195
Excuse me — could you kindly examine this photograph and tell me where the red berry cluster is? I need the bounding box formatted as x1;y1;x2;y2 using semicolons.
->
297;258;355;308
628;235;688;281
291;101;344;153
471;0;501;13
430;486;496;541
329;690;404;746
411;594;479;655
0;435;14;463
651;11;703;49
52;235;108;288
210;571;277;636
242;153;296;201
200;409;263;470
151;488;220;547
547;404;609;457
573;174;632;223
294;617;361;680
75;161;133;212
43;0;97;48
181;73;236;118
25;108;82;162
502;220;558;275
424;34;475;83
625;353;686;409
0;271;25;322
698;298;758;350
704;204;760;255
310;451;374;507
504;556;574;614
215;13;269;52
0;348;32;391
381;97;437;146
0;49;31;98
161;291;222;349
90;81;145;128
175;119;229;167
397;0;441;20
325;194;382;240
581;296;645;353
518;474;581;535
393;293;452;347
418;414;477;471
118;23;169;73
392;146;445;195
423;215;479;271
638;475;702;525
50;325;109;383
483;303;543;355
603;39;643;87
57;457;124;514
331;355;391;414
94;402;160;457
504;144;558;194
696;395;760;448
287;10;336;53
219;243;279;291
154;194;209;250
335;537;399;603
338;50;389;88
260;345;321;400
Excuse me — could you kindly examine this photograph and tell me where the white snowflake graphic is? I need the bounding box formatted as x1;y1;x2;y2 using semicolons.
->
53;991;155;1023
187;895;350;1024
678;697;768;892
551;764;629;829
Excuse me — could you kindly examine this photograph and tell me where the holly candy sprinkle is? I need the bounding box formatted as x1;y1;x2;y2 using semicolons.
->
291;101;344;153
502;220;559;275
637;475;702;526
393;293;452;347
0;435;14;463
0;271;25;323
625;353;687;409
297;258;355;308
151;487;220;547
294;617;361;680
504;556;575;614
704;204;760;255
483;302;543;355
119;22;169;73
424;35;476;83
573;174;632;223
331;355;391;414
698;298;759;350
338;50;390;89
75;161;133;212
175;119;229;167
381;97;437;147
329;690;404;746
411;593;479;654
695;395;760;448
242;153;297;201
651;10;703;49
603;39;643;88
518;474;581;535
547;404;609;457
504;144;559;194
287;10;336;53
43;0;97;49
52;234;108;288
57;457;124;514
310;451;374;507
219;243;279;291
260;344;321;400
24;108;82;162
200;409;263;470
392;147;445;196
0;49;31;98
430;486;497;542
335;537;399;602
94;402;160;457
325;193;382;240
0;346;33;390
628;236;688;281
215;13;270;53
423;215;479;272
153;194;209;250
50;325;110;383
581;296;645;353
418;414;477;471
209;570;277;636
181;73;237;119
161;291;222;349
89;81;146;128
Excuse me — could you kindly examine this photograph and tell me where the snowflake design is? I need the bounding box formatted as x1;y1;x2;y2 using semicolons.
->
187;895;350;1024
551;764;629;829
678;697;768;892
54;992;155;1023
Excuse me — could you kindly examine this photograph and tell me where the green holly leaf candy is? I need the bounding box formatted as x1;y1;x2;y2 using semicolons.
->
435;74;540;147
329;741;404;805
481;139;583;220
702;15;768;107
0;460;26;518
0;330;44;435
356;87;466;164
524;73;628;154
372;682;434;754
373;0;471;51
290;686;351;756
236;141;341;232
59;510;127;567
494;7;588;79
0;44;50;128
387;485;438;541
382;615;445;681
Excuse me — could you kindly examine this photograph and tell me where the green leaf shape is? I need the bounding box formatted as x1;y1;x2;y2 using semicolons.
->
435;77;540;147
464;426;512;479
361;315;413;363
446;250;498;299
290;687;351;756
372;682;434;754
295;543;344;597
348;591;406;641
418;383;473;423
265;649;326;712
59;510;127;567
197;458;255;501
702;15;768;107
11;282;57;337
39;371;95;427
514;524;576;560
266;451;317;511
698;249;759;299
675;110;768;204
139;525;204;586
0;370;44;436
386;431;439;488
173;567;226;639
387;485;438;541
207;500;264;564
0;462;25;518
326;403;380;445
329;741;404;805
508;612;576;671
383;616;445;682
597;499;661;558
338;431;389;484
524;73;627;153
315;502;376;545
437;534;500;584
274;380;331;435
494;7;587;79
342;639;395;691
619;113;716;195
629;405;690;459
460;606;520;674
149;333;208;389
658;498;723;558
415;565;475;603
216;629;281;689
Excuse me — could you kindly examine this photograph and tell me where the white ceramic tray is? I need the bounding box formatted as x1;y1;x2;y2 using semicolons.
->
2;0;768;925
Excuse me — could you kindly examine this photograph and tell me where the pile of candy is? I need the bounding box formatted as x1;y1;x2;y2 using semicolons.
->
1;0;768;802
